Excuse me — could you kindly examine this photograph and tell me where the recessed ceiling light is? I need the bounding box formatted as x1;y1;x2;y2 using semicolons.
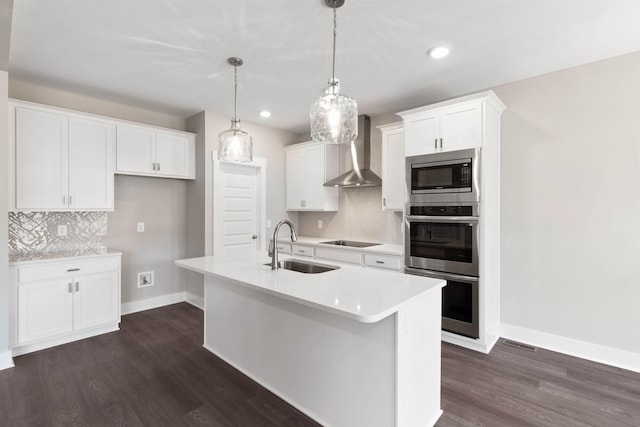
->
259;110;271;118
428;46;450;59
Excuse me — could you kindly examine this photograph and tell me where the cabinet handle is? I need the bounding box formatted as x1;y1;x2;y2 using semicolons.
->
157;163;160;171
75;282;79;292
439;138;443;148
383;198;386;206
68;282;73;293
66;268;80;272
152;163;156;171
376;260;385;264
301;200;306;207
69;195;72;206
434;138;437;149
62;195;66;205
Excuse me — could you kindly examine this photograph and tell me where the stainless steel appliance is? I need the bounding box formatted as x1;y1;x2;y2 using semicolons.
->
405;148;481;339
320;240;380;248
405;267;479;338
406;148;480;205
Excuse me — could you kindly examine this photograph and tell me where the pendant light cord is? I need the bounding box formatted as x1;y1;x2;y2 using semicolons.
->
332;4;337;84
233;64;238;122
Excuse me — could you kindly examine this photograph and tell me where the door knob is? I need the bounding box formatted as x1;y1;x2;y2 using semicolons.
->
252;235;258;240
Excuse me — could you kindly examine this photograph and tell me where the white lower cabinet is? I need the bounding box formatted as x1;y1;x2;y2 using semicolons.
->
315;247;363;265
11;254;121;355
364;253;402;271
292;245;314;257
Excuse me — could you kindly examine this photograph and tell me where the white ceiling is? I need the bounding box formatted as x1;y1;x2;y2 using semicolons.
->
8;0;640;133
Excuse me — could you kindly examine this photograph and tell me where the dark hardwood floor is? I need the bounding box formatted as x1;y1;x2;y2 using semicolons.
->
1;303;639;426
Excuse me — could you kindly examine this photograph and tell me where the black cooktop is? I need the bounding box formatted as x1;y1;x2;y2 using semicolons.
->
320;240;381;248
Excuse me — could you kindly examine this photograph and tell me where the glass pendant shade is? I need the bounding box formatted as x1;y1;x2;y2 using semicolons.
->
310;78;358;144
218;57;253;163
218;120;253;163
310;0;358;145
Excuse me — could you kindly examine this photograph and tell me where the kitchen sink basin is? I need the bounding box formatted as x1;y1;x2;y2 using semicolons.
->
264;259;340;274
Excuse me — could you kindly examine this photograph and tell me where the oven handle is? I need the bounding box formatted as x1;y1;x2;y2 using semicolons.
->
405;215;479;223
404;267;479;282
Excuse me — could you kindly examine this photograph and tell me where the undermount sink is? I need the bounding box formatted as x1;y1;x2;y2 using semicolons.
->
265;259;340;274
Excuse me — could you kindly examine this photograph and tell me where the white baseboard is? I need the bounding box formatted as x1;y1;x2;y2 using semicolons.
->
501;323;640;374
0;350;14;370
185;292;204;310
121;291;187;315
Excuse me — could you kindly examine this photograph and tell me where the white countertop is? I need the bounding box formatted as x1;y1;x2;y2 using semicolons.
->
278;235;403;256
9;247;122;266
175;252;443;323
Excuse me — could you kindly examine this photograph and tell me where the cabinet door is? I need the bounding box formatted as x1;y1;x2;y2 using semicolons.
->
15;108;69;210
18;279;74;344
115;125;155;174
440;102;483;151
155;132;191;177
285;148;306;210
404;111;439;157
73;272;119;331
299;144;326;209
381;127;405;211
68;117;115;210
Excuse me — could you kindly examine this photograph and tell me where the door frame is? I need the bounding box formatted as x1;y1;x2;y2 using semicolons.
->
212;151;267;257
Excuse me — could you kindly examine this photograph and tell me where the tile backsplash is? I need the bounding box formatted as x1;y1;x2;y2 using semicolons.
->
9;212;107;254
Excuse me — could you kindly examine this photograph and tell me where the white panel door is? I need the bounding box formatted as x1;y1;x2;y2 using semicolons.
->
115;125;155;174
18;279;74;344
68;117;115;210
155;132;190;177
217;163;259;260
15;107;69;210
73;272;119;331
440;101;483;151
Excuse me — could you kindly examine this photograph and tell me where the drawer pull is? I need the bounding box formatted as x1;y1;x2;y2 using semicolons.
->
68;283;72;293
376;260;385;264
67;268;80;272
75;282;79;292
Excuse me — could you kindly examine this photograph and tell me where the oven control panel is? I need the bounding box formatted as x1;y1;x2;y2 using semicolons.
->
409;205;474;216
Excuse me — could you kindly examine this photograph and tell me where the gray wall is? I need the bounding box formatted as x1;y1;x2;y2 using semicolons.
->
0;0;12;363
0;70;9;360
106;175;187;304
493;51;640;354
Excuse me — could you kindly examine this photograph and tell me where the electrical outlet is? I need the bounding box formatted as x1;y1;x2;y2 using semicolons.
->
317;219;323;229
57;225;67;237
137;222;145;232
137;271;154;288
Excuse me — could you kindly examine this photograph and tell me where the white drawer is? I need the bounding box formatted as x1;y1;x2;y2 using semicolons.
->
292;245;314;257
364;253;402;271
17;256;120;283
315;247;363;265
275;243;291;255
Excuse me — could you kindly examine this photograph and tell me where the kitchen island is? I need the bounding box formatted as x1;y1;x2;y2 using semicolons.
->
176;252;445;427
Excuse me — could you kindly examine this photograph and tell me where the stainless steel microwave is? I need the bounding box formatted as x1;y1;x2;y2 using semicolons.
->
406;148;480;204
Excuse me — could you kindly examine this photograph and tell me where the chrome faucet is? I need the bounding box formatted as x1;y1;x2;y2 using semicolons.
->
269;219;297;270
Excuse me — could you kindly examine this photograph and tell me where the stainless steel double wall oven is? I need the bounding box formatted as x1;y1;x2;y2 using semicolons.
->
405;148;480;338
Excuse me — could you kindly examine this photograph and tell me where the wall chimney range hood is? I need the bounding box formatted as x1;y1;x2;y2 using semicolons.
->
324;115;382;188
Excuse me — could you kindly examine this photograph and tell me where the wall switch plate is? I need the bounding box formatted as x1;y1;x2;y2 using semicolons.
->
317;220;323;229
137;271;154;288
57;225;67;237
266;219;272;228
137;222;145;232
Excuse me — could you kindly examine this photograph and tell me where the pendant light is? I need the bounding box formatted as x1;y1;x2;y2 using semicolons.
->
218;57;253;162
310;0;358;145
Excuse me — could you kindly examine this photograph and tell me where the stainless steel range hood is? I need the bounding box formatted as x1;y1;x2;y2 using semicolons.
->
323;115;382;188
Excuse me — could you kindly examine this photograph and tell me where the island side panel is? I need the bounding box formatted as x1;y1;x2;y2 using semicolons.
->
204;276;395;427
396;287;443;427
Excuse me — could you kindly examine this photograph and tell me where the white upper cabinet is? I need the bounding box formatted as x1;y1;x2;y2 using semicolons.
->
14;106;115;211
116;124;195;179
399;92;503;156
285;141;339;211
378;122;405;211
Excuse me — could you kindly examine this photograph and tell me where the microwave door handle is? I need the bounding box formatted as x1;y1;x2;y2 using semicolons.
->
406;215;479;223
